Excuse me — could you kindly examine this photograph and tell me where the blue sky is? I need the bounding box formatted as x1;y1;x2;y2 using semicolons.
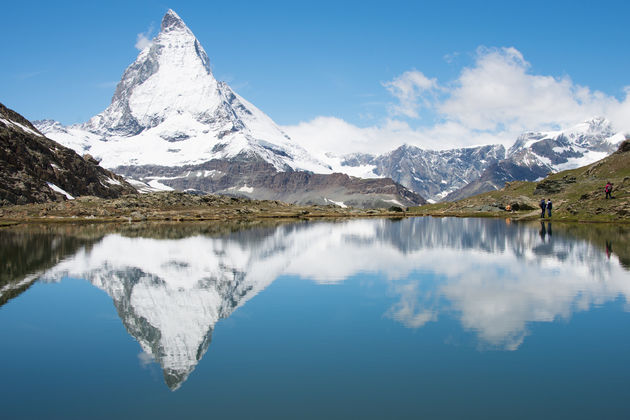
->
2;0;629;152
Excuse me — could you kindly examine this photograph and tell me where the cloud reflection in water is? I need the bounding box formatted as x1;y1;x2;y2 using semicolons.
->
26;217;630;387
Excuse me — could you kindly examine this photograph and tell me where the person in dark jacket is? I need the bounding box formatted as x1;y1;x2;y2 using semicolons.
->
540;198;546;218
547;199;552;217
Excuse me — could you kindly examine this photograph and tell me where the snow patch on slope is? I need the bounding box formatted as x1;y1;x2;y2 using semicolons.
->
1;117;44;137
46;182;74;199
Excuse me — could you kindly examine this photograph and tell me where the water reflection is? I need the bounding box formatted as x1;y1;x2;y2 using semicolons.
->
1;218;629;389
0;225;99;306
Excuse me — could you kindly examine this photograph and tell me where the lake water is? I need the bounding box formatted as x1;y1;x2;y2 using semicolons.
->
1;217;629;419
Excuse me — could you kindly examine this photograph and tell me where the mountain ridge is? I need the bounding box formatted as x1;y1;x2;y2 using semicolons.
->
444;117;623;201
412;138;630;221
36;9;425;208
337;143;506;202
0;102;137;206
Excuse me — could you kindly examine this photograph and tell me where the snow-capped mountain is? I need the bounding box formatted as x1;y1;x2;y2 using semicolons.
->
445;117;624;201
334;118;623;203
33;9;622;206
38;10;326;174
337;144;506;202
507;117;622;171
36;10;425;208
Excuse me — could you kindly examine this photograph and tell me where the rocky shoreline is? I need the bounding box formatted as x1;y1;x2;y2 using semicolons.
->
0;191;410;225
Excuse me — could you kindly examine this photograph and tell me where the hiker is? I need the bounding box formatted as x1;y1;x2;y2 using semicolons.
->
547;199;552;218
605;182;613;199
539;198;546;218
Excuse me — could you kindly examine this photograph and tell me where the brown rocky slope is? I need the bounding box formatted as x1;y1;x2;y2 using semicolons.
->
0;102;137;206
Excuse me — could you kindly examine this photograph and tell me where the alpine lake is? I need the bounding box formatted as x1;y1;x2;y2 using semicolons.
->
1;217;629;419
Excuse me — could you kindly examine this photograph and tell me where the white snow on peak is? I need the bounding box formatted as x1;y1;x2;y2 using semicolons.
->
510;117;618;155
506;117;622;174
238;185;254;193
37;10;330;175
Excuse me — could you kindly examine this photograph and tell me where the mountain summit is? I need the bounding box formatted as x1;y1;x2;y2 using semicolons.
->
40;9;327;173
161;9;187;31
37;10;425;208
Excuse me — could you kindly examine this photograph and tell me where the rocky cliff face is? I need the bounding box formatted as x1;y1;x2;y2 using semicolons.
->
116;158;426;208
339;144;505;202
0;103;137;205
335;118;623;203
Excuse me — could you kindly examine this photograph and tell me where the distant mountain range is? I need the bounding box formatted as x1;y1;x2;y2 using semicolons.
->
444;117;623;201
33;9;625;205
337;144;506;202
325;117;622;202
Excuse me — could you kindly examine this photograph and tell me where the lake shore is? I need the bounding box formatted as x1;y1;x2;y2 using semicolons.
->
1;191;628;226
0;191;412;226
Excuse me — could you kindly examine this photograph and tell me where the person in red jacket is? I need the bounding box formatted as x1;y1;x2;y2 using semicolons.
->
605;182;613;199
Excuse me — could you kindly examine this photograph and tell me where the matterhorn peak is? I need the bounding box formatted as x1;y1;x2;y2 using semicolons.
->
37;8;333;179
161;9;187;32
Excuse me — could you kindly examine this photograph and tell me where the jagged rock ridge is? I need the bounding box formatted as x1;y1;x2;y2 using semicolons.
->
445;117;624;201
0;102;136;205
339;144;506;202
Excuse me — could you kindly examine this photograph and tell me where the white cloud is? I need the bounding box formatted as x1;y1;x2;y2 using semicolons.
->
382;69;438;118
135;25;155;51
284;46;630;155
283;116;420;156
438;47;622;133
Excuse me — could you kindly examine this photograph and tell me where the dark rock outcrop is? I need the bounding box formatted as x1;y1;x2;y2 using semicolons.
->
0;102;137;206
533;176;577;195
615;138;630;154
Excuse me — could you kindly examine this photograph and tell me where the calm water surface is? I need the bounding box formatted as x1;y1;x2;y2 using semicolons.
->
1;218;629;419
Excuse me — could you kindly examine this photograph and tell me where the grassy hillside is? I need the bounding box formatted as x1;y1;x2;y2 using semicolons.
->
410;140;630;222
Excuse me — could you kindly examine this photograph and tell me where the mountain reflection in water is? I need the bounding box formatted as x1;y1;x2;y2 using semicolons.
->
1;218;629;390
